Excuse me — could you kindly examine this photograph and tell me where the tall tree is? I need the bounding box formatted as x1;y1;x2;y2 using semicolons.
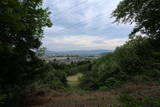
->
112;0;160;40
0;0;52;101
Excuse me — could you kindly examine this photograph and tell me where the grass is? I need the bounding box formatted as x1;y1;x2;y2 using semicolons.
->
118;81;160;107
27;90;118;107
27;74;160;107
67;73;83;87
26;80;160;107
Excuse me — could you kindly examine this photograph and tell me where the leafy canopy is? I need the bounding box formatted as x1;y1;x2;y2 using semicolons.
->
0;0;52;97
112;0;160;39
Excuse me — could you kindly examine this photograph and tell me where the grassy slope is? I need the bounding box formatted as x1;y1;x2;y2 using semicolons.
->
26;72;160;107
27;91;118;107
27;73;119;107
27;81;160;107
67;73;83;87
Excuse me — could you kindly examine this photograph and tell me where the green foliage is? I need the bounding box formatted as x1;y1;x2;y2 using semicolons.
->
31;69;67;91
0;0;52;106
104;77;121;88
80;36;160;90
113;0;160;40
98;86;108;91
114;36;153;75
30;60;91;92
49;60;91;76
79;70;100;90
0;94;7;104
119;94;160;107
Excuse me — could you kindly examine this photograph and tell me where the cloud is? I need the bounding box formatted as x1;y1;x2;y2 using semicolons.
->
42;35;128;51
42;0;133;51
45;26;66;33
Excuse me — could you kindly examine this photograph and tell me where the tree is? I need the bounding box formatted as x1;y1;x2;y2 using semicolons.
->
112;0;160;40
79;36;157;90
0;0;52;103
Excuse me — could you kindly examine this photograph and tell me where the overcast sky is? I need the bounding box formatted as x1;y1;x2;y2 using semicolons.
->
42;0;133;51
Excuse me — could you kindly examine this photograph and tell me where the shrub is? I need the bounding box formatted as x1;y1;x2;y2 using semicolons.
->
119;94;160;107
98;86;108;91
0;94;7;104
105;77;121;88
79;36;160;90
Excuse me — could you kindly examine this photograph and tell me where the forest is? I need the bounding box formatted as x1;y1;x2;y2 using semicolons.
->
0;0;160;107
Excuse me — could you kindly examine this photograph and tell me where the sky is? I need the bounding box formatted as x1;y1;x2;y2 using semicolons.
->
42;0;133;51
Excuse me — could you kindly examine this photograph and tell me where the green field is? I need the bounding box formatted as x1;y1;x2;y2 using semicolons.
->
67;73;83;87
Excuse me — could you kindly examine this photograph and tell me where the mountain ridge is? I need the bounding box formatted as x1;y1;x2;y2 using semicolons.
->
45;49;112;55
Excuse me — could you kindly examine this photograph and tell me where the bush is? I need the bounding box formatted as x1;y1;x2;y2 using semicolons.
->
32;69;67;90
79;36;160;90
119;94;160;107
0;94;7;105
98;86;108;91
105;77;121;88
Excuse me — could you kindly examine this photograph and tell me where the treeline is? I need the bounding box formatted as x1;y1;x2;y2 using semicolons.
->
79;36;160;90
49;61;91;76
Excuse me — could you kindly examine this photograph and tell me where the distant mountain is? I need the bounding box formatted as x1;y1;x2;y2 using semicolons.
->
45;49;112;56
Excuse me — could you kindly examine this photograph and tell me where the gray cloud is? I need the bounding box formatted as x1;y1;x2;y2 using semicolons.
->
42;0;133;51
